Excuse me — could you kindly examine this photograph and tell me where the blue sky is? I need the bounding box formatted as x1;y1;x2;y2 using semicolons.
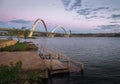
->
0;0;120;33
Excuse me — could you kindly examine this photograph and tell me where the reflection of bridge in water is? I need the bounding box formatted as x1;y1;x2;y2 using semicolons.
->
28;18;71;38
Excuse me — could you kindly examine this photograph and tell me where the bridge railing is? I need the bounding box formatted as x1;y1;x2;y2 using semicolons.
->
59;53;84;72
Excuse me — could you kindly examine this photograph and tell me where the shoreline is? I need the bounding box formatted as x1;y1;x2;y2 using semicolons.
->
0;40;17;48
0;41;48;79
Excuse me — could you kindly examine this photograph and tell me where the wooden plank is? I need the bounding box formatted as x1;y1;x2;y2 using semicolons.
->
44;59;80;75
62;63;80;72
44;59;67;70
50;69;69;75
69;64;80;72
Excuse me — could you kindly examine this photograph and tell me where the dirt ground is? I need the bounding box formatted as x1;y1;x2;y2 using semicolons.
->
0;51;46;71
0;40;17;48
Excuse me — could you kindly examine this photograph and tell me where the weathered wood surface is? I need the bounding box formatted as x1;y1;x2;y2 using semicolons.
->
44;59;67;70
43;59;80;74
68;63;81;72
38;47;83;75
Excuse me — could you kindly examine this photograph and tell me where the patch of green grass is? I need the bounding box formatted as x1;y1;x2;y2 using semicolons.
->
0;42;30;51
20;70;42;83
0;61;43;84
0;61;22;84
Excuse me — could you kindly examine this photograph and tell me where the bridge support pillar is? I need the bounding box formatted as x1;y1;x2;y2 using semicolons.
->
28;30;34;37
64;34;70;38
49;33;55;38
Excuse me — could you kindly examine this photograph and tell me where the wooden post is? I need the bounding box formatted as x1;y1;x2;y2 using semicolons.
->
42;47;45;59
80;63;84;75
50;53;52;71
56;53;60;60
67;57;70;71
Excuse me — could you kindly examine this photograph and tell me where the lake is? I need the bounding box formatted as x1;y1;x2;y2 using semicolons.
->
21;37;120;84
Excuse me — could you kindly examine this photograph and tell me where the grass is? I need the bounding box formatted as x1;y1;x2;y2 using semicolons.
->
0;61;42;84
0;42;36;51
0;61;22;84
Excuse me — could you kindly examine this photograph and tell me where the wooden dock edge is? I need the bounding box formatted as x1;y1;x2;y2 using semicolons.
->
38;46;84;76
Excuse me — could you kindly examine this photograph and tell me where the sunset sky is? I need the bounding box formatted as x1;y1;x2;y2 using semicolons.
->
0;0;120;33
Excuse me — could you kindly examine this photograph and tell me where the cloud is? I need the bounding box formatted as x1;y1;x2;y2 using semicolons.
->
76;7;109;16
70;0;81;10
61;0;71;8
61;0;81;11
112;8;120;11
98;24;120;30
0;21;6;24
111;14;120;20
85;15;97;19
61;0;110;17
99;16;105;18
85;15;107;20
92;7;109;11
9;19;31;24
77;8;91;16
110;21;120;23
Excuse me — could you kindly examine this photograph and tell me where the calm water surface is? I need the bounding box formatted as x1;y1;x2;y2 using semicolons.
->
26;37;120;84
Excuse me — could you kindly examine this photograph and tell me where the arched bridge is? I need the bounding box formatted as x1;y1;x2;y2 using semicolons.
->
28;18;48;37
49;25;70;38
28;18;71;38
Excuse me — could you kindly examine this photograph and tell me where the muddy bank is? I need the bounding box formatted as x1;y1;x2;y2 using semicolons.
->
0;51;46;71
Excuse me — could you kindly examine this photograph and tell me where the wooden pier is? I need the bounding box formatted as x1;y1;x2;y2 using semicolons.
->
38;46;84;75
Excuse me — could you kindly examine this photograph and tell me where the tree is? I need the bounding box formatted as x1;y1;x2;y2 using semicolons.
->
7;28;21;42
21;27;29;39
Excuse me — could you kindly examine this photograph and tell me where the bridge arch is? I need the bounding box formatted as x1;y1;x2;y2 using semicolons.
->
28;18;47;37
67;29;71;37
51;25;67;34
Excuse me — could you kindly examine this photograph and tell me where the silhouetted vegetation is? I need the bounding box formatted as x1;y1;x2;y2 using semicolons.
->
72;33;120;37
113;33;120;37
